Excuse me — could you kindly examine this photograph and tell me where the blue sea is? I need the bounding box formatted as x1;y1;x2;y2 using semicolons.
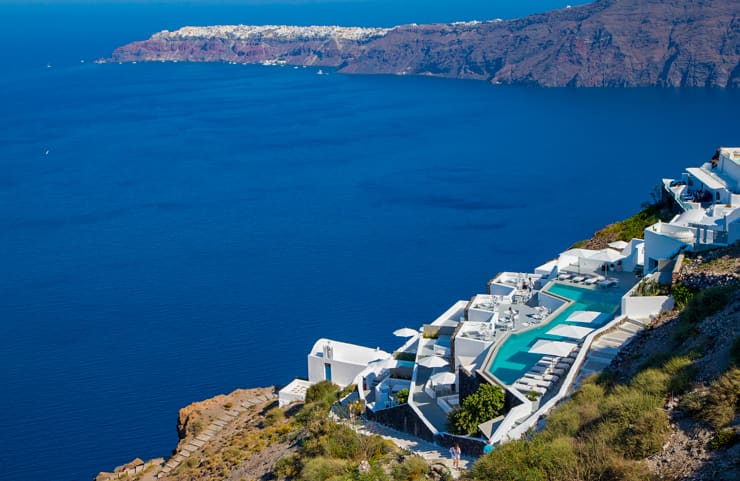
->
1;1;739;480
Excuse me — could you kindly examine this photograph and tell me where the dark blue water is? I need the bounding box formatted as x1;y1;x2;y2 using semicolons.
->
1;2;739;481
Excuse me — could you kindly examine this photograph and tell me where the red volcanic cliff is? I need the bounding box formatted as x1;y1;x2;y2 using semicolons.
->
110;0;740;87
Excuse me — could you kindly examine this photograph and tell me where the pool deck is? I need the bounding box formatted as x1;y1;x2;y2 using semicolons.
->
481;271;638;387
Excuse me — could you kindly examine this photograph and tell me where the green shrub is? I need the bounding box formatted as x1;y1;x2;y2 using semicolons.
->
617;407;671;459
300;457;348;481
679;285;734;325
355;462;390;481
629;368;670;396
275;454;301;479
543;404;582;439
360;435;394;460
396;389;409;405
321;423;363;460
297;401;332;428
678;389;706;416
306;381;340;405
468;439;546;481
265;406;285;427
188;419;204;436
663;356;695;394
448;383;505;436
710;428;739;450
392;456;430;481
702;368;740;429
524;390;540;402
671;282;696;309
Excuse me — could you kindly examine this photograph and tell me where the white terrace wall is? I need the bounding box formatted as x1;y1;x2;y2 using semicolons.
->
622;295;674;320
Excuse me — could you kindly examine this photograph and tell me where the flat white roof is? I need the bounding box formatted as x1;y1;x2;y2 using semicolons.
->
281;378;313;394
608;240;628;250
309;338;391;365
687;167;727;191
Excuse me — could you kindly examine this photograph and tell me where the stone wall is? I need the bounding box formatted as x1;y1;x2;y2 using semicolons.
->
364;404;435;442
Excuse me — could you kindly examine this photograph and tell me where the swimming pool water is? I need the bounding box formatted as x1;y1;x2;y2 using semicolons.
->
488;283;625;384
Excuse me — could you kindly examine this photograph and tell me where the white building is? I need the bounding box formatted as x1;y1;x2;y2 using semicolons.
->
307;338;391;388
648;147;740;268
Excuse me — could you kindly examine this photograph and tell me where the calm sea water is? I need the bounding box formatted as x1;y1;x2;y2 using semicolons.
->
1;2;739;480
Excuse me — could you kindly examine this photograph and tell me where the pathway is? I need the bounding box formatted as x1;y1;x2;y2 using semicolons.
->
572;317;650;389
157;392;277;478
348;419;476;479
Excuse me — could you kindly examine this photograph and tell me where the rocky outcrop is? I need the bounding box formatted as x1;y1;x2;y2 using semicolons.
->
109;0;740;87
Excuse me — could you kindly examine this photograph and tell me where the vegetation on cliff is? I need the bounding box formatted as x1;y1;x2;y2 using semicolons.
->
164;380;444;481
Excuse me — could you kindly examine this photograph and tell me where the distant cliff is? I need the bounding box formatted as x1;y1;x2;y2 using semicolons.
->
110;0;739;87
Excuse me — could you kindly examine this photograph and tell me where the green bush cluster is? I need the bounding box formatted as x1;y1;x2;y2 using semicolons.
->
672;285;734;342
709;428;739;450
274;393;405;481
599;203;671;243
466;355;699;481
391;456;430;481
679;285;734;325
448;383;505;436
679;368;740;429
396;389;409;405
670;282;696;310
306;381;341;405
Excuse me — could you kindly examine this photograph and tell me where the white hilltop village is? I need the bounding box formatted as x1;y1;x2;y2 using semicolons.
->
279;147;740;451
153;24;392;41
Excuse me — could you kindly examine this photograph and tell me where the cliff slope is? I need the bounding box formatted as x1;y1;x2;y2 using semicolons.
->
110;0;740;87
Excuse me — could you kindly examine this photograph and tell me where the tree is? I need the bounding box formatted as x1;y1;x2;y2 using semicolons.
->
448;383;505;436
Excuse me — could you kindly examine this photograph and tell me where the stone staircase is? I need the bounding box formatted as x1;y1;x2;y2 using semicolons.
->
347;420;474;479
157;392;277;478
572;317;651;389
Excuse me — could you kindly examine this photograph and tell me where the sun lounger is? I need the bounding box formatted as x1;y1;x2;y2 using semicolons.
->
513;383;546;395
572;275;586;283
558;273;572;280
527;378;553;389
550;368;566;376
584;276;604;285
555;362;572;370
598;278;619;288
524;373;559;383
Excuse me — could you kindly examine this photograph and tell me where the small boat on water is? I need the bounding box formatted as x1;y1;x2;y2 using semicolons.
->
317;69;324;75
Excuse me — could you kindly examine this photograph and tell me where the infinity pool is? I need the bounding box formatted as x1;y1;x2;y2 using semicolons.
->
488;282;626;385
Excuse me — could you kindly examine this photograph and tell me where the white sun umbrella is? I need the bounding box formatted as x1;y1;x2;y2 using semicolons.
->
566;311;602;324
430;371;457;385
393;327;419;337
417;356;449;368
590;248;625;263
546;324;594;340
529;339;578;357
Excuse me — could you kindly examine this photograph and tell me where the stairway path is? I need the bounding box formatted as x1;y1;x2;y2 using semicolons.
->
573;317;650;389
157;393;277;478
347;420;475;479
